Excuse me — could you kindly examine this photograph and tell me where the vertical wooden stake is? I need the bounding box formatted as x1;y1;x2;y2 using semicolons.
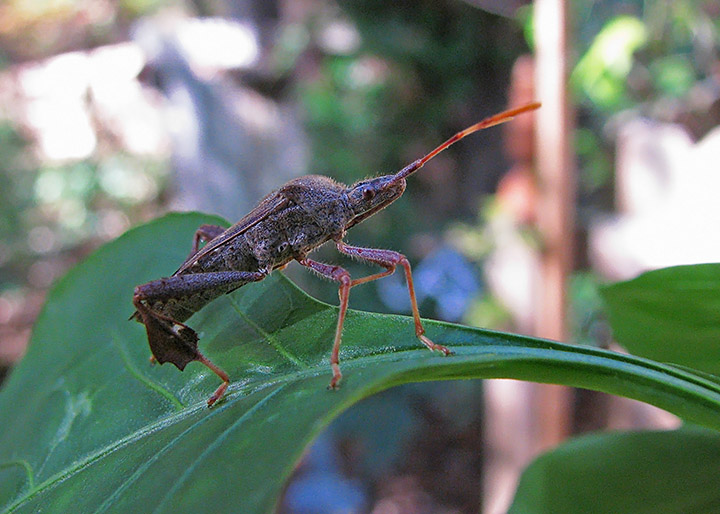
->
532;0;575;451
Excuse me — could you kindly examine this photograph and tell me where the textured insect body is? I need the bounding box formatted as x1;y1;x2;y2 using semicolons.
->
132;102;541;406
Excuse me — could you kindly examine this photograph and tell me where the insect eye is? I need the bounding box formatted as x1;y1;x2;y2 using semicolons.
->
362;187;375;201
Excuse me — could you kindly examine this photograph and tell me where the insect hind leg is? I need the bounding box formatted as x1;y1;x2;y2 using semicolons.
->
133;270;266;406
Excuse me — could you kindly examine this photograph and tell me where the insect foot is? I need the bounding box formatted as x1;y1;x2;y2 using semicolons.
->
327;363;342;390
419;334;453;356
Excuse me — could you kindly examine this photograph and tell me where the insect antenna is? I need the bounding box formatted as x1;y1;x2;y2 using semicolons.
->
390;101;541;184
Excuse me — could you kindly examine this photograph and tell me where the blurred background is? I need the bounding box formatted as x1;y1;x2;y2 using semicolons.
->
1;0;720;512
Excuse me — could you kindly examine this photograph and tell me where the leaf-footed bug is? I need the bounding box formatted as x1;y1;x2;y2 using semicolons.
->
132;102;541;406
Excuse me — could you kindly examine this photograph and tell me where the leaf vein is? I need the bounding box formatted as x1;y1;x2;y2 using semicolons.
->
93;382;285;514
151;383;288;514
2;380;281;513
110;331;185;411
0;459;35;491
226;296;308;369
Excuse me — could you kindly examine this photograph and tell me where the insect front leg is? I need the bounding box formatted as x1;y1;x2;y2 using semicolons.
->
191;224;227;254
133;270;266;406
297;258;352;389
336;240;452;356
171;225;228;274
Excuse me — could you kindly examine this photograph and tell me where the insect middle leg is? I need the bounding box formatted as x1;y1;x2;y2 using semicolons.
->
297;258;351;389
335;240;452;356
299;246;451;390
133;270;266;406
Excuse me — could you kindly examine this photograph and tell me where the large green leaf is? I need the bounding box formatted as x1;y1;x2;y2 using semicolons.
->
601;264;720;375
509;426;720;514
3;213;720;513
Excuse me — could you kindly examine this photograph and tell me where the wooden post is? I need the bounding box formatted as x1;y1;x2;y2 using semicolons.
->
532;0;575;450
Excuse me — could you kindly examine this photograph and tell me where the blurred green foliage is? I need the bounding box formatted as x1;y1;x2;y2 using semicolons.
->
0;123;34;286
571;4;718;111
0;133;167;289
572;15;648;110
298;1;526;231
571;1;720;199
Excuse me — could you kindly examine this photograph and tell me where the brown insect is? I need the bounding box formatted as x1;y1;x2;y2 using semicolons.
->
132;102;541;406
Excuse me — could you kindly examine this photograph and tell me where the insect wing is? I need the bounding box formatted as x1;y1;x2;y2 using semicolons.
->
172;192;290;276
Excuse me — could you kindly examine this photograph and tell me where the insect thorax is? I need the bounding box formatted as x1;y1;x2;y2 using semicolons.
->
245;200;350;268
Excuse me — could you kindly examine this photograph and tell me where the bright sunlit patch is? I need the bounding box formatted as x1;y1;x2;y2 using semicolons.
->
88;43;168;156
24;97;96;161
175;17;259;71
16;41;169;160
19;51;96;161
19;51;89;98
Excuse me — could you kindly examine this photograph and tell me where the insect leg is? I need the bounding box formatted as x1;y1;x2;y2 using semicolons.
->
336;240;452;356
171;225;228;273
133;270;266;406
297;258;352;389
191;224;227;254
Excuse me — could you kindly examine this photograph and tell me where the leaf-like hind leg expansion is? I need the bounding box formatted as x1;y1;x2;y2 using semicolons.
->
335;240;452;356
133;270;266;406
132;296;202;370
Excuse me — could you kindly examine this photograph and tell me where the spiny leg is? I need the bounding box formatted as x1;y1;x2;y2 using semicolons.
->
297;258;352;389
133;270;266;406
336;240;452;356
